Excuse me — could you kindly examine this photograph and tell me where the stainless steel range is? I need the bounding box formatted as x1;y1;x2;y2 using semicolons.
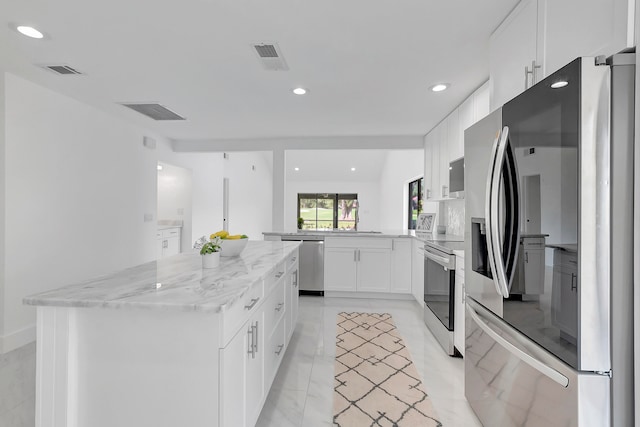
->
423;239;464;356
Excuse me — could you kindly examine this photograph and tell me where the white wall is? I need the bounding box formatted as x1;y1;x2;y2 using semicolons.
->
1;73;225;353
223;152;273;240
378;150;423;230
285;181;381;232
0;72;6;341
156;142;224;248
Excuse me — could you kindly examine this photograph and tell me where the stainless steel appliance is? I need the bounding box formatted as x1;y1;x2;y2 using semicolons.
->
423;240;464;356
281;235;324;295
464;53;634;426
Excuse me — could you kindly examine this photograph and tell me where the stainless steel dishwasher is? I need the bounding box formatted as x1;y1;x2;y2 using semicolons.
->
281;235;324;295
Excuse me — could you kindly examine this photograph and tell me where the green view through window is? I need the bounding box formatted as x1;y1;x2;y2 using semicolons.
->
297;193;358;230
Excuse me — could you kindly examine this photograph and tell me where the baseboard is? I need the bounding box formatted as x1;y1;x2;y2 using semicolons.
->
0;324;36;354
324;291;413;300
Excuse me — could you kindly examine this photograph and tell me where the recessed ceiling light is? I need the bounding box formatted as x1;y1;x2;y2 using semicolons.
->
551;81;569;89
157;164;163;171
294;167;300;171
351;167;356;172
430;83;449;92
292;88;307;95
16;25;44;39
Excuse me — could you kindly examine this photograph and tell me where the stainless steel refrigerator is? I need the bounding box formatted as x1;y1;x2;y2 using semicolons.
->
464;53;634;426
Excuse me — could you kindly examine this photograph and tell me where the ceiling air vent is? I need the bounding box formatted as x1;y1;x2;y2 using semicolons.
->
40;64;83;75
252;43;289;71
120;103;186;121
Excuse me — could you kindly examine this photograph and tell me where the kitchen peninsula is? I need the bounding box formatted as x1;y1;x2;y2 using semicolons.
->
24;241;301;427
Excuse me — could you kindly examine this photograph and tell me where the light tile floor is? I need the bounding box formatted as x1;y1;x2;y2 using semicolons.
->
256;296;482;426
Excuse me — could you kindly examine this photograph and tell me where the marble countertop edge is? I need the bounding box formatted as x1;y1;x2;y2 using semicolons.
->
23;241;301;313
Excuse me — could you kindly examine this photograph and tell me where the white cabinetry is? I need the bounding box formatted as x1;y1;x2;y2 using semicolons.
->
490;0;633;110
447;109;462;163
157;227;181;259
424;82;490;202
390;239;412;293
324;247;358;291
551;249;578;343
489;0;541;110
454;253;465;356
410;239;424;306
325;237;409;294
219;249;299;427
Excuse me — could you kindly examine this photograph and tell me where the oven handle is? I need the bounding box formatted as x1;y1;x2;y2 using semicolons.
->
466;303;569;387
424;250;454;270
485;128;508;298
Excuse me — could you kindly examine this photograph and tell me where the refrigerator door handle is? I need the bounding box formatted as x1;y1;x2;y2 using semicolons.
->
485;128;505;298
466;303;569;387
486;127;511;297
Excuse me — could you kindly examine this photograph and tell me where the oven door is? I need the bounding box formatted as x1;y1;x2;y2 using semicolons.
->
424;254;455;331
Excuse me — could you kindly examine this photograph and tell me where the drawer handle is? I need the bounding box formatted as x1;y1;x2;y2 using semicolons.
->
275;272;284;279
275;344;284;356
275;302;284;312
244;297;260;310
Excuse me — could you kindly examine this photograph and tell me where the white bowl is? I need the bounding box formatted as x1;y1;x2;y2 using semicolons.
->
219;238;248;257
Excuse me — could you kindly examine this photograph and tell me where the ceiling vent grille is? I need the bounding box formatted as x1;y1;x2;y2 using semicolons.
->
40;64;83;75
120;103;186;121
252;43;289;71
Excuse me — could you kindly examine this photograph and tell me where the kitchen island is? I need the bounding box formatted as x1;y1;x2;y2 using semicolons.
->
24;241;301;427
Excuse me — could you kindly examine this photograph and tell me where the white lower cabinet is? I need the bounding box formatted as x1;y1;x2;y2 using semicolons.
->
324;237;396;293
219;248;299;427
220;305;264;427
410;240;424;306
157;227;181;259
390;239;412;293
454;254;465;356
551;249;578;342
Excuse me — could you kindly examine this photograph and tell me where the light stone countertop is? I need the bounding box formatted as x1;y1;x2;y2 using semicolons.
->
24;241;301;313
263;229;464;242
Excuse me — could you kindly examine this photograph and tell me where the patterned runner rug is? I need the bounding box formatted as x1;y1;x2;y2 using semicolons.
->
333;312;442;426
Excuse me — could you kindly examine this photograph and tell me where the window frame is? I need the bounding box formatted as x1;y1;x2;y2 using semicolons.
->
297;193;358;230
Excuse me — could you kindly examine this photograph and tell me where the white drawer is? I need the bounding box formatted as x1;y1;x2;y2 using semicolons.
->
265;261;286;294
264;280;286;338
265;316;286;388
219;281;264;345
162;228;180;238
286;250;299;271
325;237;392;249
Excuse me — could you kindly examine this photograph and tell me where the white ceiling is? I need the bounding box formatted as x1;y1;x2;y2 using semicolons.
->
0;0;518;142
286;149;391;182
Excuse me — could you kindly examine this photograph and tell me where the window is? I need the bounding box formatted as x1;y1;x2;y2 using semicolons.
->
408;178;424;229
297;193;358;230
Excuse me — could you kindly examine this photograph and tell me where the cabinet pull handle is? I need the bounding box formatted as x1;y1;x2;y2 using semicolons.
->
275;302;284;312
524;60;541;88
571;273;577;291
358;249;361;262
525;252;529;263
275;344;284;356
254;322;259;354
293;271;298;288
247;325;255;358
392;240;395;251
244;297;260;310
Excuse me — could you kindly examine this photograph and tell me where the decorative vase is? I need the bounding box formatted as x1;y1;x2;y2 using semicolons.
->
202;252;220;269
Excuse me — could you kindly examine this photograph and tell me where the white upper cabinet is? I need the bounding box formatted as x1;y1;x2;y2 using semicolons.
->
542;0;633;76
490;0;634;110
437;121;449;198
473;82;490;121
489;0;541;111
447;109;462;163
